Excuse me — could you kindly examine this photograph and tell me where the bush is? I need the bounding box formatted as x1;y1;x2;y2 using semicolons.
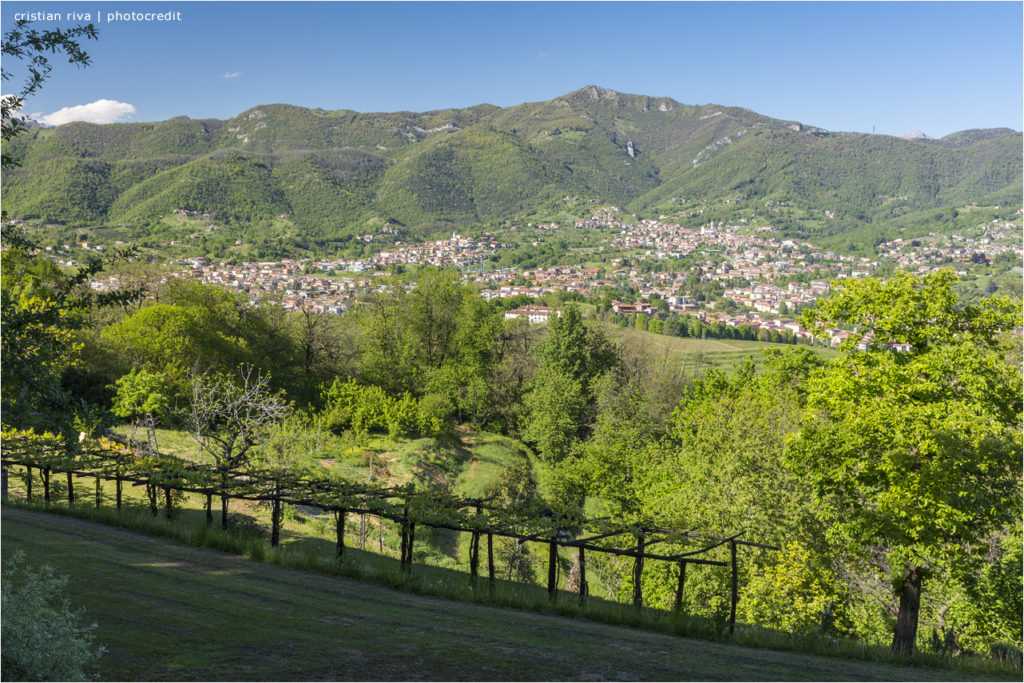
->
1;551;105;681
417;393;454;435
737;542;850;636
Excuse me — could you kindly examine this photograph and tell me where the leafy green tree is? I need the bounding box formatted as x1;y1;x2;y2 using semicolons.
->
1;239;138;443
792;270;1022;655
558;375;662;516
103;281;298;400
521;366;585;464
540;303;618;384
1;551;104;681
110;368;171;453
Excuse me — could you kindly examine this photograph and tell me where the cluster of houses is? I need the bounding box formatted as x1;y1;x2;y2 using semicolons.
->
876;220;1023;272
368;233;504;269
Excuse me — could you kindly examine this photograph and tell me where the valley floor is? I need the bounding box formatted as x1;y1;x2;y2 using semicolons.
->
1;507;1004;681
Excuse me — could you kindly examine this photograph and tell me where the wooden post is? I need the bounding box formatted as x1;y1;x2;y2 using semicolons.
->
487;532;495;591
148;483;158;516
399;520;409;570
164;486;173;519
547;539;558;604
469;530;480;584
42;467;50;503
270;485;281;547
674;560;687;614
403;522;415;575
66;471;75;504
633;531;646;612
400;502;410;574
95;475;102;508
221;470;230;529
205;493;212;524
26;465;33;501
335;508;346;561
1;464;8;500
469;505;481;585
115;473;122;510
729;540;738;634
578;546;587;608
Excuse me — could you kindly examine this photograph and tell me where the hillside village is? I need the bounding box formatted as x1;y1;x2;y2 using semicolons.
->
65;204;1023;348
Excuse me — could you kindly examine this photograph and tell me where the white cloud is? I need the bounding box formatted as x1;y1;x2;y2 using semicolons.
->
38;99;136;126
222;72;242;79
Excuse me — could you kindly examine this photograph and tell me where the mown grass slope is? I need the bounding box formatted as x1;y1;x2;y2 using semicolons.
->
2;508;1004;682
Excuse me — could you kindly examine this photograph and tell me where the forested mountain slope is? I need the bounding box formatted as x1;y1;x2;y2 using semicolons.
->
3;86;1019;248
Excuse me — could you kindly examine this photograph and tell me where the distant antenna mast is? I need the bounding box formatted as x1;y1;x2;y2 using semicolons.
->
872;125;876;135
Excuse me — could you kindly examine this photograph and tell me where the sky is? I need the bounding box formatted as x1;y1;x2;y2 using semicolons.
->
2;1;1022;138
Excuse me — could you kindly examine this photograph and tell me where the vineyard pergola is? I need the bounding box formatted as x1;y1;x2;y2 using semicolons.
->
0;430;778;631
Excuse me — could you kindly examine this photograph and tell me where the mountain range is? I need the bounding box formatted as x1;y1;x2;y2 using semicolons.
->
3;86;1020;252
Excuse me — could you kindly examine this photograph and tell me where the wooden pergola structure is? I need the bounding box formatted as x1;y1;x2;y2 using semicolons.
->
1;432;778;632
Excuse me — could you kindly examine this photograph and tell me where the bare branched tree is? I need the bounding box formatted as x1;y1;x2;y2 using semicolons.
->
185;365;290;528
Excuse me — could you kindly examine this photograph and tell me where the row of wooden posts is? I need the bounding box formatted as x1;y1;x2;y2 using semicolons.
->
1;457;776;632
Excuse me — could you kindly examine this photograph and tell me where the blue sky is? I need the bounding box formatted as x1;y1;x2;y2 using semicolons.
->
3;1;1021;137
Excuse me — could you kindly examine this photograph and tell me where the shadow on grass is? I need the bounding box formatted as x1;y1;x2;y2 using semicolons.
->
2;497;1018;680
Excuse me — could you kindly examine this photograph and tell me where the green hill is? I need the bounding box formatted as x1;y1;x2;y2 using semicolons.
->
3;86;1020;250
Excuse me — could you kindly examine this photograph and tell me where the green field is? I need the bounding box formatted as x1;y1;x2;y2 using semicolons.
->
3;507;1004;682
610;327;837;372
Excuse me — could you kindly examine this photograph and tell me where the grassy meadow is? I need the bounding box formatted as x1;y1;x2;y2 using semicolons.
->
3;507;1013;682
610;327;838;372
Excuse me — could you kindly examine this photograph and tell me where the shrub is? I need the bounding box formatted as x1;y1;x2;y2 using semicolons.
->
737;542;850;636
1;551;105;681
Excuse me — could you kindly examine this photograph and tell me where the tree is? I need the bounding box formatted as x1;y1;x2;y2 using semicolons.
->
110;368;171;454
521;366;585;464
523;304;619;462
184;366;291;528
791;271;1022;655
1;238;139;440
2;19;97;169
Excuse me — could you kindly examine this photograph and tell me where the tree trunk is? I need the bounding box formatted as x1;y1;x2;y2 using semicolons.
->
42;467;50;503
116;475;122;509
892;566;924;655
164;486;173;518
66;471;75;504
26;466;33;501
2;464;8;500
205;493;213;524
